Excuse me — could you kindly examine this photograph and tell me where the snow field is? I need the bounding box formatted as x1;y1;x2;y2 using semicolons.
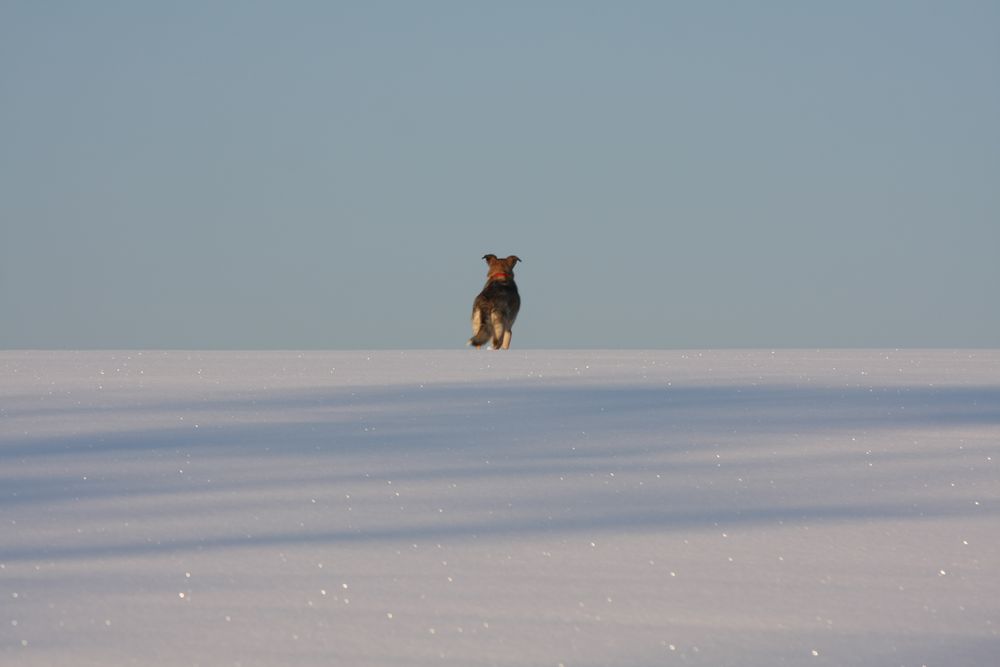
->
1;350;997;666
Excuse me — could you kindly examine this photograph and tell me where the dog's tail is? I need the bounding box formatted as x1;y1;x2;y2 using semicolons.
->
468;306;491;348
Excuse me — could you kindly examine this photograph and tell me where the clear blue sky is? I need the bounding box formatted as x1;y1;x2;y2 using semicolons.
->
2;1;997;348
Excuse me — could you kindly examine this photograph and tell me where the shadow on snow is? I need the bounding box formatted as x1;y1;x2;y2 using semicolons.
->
2;378;997;562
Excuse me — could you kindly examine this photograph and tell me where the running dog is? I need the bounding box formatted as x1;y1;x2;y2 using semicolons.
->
468;254;521;349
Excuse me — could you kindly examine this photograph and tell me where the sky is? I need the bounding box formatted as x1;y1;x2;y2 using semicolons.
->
1;1;998;349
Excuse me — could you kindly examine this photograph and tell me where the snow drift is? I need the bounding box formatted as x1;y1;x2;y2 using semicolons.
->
1;350;997;666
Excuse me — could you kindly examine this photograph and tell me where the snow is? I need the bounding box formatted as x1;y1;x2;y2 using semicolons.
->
1;349;997;666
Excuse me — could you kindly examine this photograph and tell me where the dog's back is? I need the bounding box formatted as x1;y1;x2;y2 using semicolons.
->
469;254;521;350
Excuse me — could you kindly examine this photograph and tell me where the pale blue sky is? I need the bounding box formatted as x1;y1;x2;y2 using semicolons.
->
2;1;997;348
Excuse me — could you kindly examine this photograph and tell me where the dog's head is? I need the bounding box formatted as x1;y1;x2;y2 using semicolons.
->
483;254;520;281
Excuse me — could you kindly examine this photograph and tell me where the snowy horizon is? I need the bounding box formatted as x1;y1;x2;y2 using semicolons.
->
2;349;997;666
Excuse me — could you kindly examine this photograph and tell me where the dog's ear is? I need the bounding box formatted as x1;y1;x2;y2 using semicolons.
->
482;254;498;262
507;255;521;265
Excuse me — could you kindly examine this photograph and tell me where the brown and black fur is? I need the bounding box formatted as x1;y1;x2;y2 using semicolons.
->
469;254;521;350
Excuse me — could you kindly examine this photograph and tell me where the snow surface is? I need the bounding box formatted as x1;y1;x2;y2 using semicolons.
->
1;349;997;666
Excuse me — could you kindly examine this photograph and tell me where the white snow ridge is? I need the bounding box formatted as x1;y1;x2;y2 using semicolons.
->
1;349;997;666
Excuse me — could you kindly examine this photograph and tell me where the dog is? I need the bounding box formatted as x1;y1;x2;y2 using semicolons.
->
468;254;521;349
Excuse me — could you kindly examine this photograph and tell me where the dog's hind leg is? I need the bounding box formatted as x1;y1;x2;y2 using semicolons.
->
468;308;490;348
490;311;506;350
501;329;512;350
